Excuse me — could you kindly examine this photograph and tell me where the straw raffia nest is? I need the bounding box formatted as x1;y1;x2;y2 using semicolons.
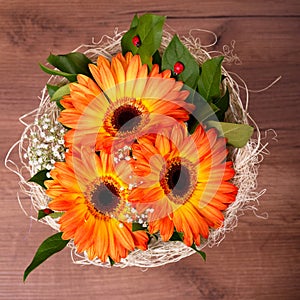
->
6;29;271;268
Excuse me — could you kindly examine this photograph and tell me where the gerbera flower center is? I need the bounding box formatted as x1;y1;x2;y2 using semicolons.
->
160;157;197;205
111;104;142;133
103;98;149;137
91;182;120;213
167;163;190;197
86;177;126;216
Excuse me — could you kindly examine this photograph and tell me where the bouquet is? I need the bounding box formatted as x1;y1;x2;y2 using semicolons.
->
6;14;266;281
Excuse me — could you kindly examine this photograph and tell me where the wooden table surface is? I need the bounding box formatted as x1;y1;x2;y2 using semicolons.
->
1;1;299;299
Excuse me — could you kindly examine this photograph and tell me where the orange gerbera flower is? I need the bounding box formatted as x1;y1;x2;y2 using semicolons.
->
58;52;194;152
129;124;237;247
45;148;148;263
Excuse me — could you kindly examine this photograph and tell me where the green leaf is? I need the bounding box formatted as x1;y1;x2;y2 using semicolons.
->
23;232;69;282
121;28;138;55
130;14;139;28
46;84;60;98
132;222;146;232
38;209;63;220
208;121;254;148
198;56;224;103
39;63;77;82
162;34;199;88
47;52;92;78
121;14;165;67
55;100;65;110
214;88;230;121
51;84;70;102
186;87;219;133
108;256;115;266
46;84;70;110
169;231;184;241
191;244;206;261
152;50;162;66
50;212;64;219
28;169;51;189
37;209;54;220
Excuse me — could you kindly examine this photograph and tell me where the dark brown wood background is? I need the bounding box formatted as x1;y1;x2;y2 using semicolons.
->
1;1;299;299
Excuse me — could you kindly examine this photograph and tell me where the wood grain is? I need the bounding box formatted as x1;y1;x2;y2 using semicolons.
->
1;1;299;299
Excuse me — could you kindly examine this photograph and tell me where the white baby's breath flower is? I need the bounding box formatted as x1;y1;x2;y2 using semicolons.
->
46;164;52;170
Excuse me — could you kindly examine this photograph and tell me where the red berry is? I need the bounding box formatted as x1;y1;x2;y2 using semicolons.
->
173;61;185;75
132;36;141;47
43;208;53;215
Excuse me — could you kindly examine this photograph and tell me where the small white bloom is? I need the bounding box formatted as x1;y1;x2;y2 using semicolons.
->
46;164;52;170
53;151;60;158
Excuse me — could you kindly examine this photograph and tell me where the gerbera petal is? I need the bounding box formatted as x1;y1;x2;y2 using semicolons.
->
131;229;148;251
77;74;101;94
148;64;159;77
97;219;109;261
125;55;142;97
74;214;95;252
157;216;174;242
111;57;126;98
97;56;110;68
114;221;135;251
